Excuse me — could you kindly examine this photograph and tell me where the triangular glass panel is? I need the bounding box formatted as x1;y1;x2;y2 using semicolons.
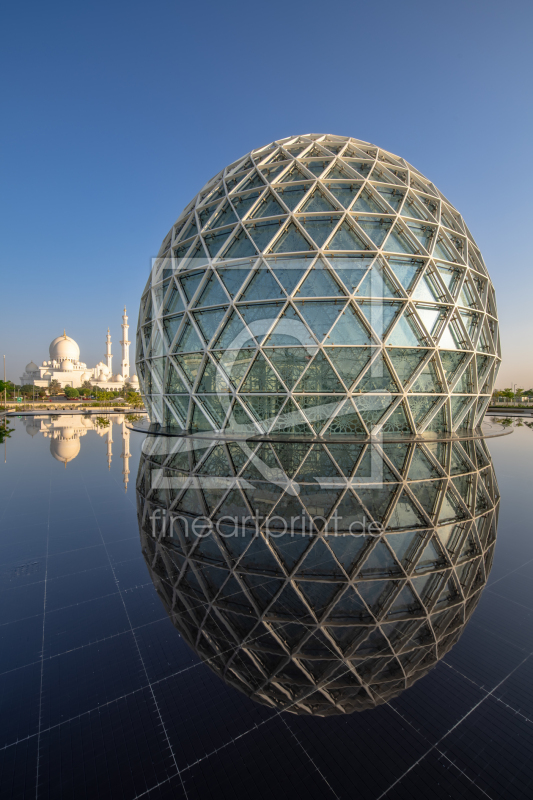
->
214;310;248;350
324;163;355;180
175;320;204;353
326;182;361;209
295;351;344;393
408;396;440;426
410;357;442;393
386;531;424;569
267;256;309;294
354;217;391;247
270;221;313;253
264;347;315;389
199;394;231;429
296;580;339;618
382;224;415;254
238;301;285;343
166;395;189;427
355;352;399;392
358;301;403;340
271;397;312;434
358;541;402;578
386;585;422;618
386;257;423;292
240;267;285;301
406;223;437;252
222;228;257;259
162;314;183;347
387;348;428;386
297;262;345;297
439;351;468;387
179;272;204;303
190;400;214;433
353;395;395;431
295;395;341;433
216;267;251;298
214;351;254;390
249;192;285;219
263;304;317;346
327;255;374;293
238;171;265;192
450;396;470;427
295;445;341;479
352;189;386;213
197;358;230;393
174;352;204;386
207;202;238;230
415;537;446;572
408;447;441;480
299;215;339;248
357;485;397;523
326;402;366;435
301;189;337;212
164;285;185;315
270;535;312;572
410;480;442;519
386;310;425;346
294;300;345;342
231;190;262;219
166;361;188;393
278;164;308;183
382;403;412;434
375;187;405;211
326;443;364;476
424;406;447;435
192;308;227;344
194;274;228;308
325;346;372;388
240;352;285;392
327;304;372;345
357;262;398;298
274;183;310;211
328;221;368;251
245;219;281;250
303;159;332;177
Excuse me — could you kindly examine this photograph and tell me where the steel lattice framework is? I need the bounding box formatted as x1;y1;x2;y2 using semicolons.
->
137;433;499;715
137;134;500;437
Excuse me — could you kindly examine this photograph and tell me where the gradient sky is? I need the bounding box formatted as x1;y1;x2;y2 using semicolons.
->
1;0;531;388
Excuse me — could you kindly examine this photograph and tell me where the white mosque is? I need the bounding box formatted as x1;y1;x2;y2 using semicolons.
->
20;307;139;392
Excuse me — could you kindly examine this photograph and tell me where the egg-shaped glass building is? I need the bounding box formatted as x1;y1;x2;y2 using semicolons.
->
136;134;500;437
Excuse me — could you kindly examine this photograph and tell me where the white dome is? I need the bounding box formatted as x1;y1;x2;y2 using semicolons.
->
113;374;124;382
49;332;80;362
42;361;47;367
130;374;139;384
50;436;80;465
60;359;73;372
25;361;39;373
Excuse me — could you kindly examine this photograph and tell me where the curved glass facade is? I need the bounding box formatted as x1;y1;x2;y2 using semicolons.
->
137;134;500;436
137;433;499;715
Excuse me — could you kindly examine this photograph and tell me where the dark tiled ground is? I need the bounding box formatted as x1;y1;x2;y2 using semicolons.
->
1;416;533;799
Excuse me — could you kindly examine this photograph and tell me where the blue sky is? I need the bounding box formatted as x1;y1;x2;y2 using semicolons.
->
1;0;531;387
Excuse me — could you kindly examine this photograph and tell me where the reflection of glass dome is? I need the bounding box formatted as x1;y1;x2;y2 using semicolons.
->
137;433;499;715
137;135;500;436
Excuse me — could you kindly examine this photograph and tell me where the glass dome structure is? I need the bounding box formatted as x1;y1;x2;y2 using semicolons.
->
137;134;500;437
137;433;500;715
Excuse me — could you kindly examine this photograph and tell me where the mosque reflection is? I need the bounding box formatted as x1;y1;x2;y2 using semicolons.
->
137;434;499;716
22;414;140;491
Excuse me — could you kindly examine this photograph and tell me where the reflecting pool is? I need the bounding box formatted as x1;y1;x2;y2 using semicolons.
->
2;413;533;799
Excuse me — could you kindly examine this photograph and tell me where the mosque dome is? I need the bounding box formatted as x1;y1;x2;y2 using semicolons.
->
60;359;73;372
137;134;501;436
130;374;139;385
50;433;80;465
113;374;124;382
25;361;39;373
49;332;80;362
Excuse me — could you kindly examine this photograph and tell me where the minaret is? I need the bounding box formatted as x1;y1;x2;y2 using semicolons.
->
120;419;131;492
105;328;112;373
106;424;113;470
120;306;130;379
